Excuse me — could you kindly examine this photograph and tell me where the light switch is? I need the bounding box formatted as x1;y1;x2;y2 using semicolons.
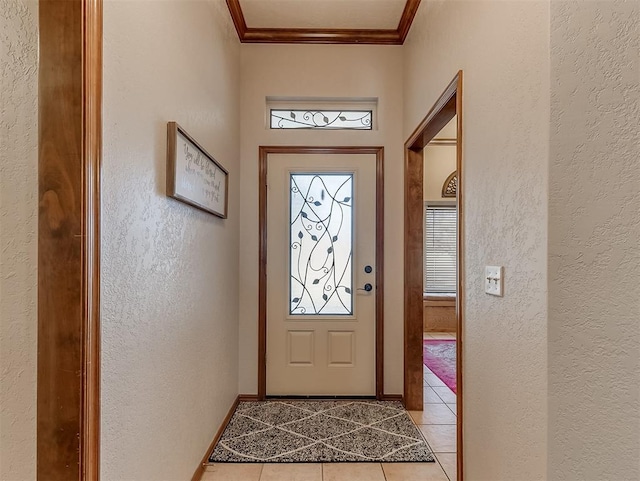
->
485;266;504;296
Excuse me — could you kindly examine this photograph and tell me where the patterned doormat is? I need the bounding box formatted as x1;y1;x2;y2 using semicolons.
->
208;400;434;463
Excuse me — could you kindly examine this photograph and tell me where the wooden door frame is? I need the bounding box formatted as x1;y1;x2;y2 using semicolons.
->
258;146;386;400
404;71;464;480
38;1;102;479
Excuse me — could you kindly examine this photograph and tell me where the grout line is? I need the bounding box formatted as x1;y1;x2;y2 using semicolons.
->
433;452;454;481
380;462;389;481
416;423;457;426
413;419;455;428
431;387;455;404
421;436;437;457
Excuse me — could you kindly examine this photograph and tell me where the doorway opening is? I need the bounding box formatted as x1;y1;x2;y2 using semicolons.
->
404;71;464;481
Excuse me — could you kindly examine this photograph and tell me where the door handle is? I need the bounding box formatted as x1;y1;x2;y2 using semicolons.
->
357;283;373;292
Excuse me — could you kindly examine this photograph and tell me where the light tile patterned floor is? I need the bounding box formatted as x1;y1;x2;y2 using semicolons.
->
201;332;457;481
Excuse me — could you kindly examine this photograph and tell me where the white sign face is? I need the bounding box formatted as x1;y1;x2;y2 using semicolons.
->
168;123;228;218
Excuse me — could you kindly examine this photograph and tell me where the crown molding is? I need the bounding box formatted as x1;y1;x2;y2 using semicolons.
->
397;0;421;43
225;0;421;45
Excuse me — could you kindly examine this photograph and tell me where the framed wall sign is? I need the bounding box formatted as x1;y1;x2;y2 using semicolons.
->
166;122;229;218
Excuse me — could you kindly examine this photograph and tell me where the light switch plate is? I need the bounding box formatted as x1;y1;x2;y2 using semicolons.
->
485;266;504;296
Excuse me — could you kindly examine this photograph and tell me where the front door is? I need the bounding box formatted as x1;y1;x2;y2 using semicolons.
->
266;152;377;396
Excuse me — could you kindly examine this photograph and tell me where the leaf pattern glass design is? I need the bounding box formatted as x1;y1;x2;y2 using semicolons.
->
290;173;353;315
271;110;372;130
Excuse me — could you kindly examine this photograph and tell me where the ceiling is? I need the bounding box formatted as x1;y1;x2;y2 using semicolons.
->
226;0;421;45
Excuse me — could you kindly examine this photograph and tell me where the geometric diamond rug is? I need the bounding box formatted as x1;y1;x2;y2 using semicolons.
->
208;400;434;463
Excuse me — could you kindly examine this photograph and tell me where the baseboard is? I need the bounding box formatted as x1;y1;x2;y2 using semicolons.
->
380;394;404;402
191;395;241;481
238;394;260;402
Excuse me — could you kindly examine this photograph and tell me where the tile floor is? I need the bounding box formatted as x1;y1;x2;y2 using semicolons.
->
201;332;457;481
417;331;457;481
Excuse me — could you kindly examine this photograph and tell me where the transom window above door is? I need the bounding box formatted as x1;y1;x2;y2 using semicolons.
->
271;109;372;130
266;97;378;130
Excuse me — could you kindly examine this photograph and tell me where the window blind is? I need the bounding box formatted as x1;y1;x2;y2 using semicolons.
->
424;205;457;294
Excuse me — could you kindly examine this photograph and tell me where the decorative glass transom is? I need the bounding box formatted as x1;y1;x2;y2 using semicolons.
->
442;170;457;198
290;173;353;315
271;110;372;130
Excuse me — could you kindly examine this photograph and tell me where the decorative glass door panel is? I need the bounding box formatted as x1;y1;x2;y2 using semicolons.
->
267;153;376;396
290;173;353;316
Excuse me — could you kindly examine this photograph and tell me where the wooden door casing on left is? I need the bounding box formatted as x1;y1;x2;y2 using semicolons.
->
38;0;102;479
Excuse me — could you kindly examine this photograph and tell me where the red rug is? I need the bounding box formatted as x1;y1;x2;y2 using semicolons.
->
423;339;457;394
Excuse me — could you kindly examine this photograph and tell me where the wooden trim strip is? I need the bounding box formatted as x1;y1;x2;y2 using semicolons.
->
81;0;103;479
375;148;385;399
238;394;260;402
38;0;102;479
225;0;247;38
258;146;385;399
225;0;421;45
405;75;459;150
424;299;456;308
455;71;465;481
403;147;424;411
397;0;422;43
380;394;403;402
243;28;401;45
424;294;456;301
258;147;268;400
191;396;241;481
429;138;457;146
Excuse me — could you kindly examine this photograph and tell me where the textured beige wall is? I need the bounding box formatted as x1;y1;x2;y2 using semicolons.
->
424;144;457;202
549;1;640;479
0;0;38;479
238;45;405;395
405;1;549;479
102;1;240;479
